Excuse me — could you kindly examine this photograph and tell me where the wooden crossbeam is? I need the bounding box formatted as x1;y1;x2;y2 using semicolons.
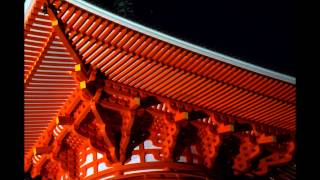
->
217;124;234;134
46;5;88;81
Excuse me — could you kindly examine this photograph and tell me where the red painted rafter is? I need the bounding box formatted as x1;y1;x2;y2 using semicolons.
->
57;24;294;107
24;29;56;89
46;6;88;80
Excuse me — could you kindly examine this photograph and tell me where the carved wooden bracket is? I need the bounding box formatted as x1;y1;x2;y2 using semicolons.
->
161;101;191;161
253;141;295;175
162;116;180;161
39;157;63;180
233;135;261;174
119;111;135;163
90;102;117;163
31;155;48;178
192;122;221;169
52;132;81;179
232;123;279;176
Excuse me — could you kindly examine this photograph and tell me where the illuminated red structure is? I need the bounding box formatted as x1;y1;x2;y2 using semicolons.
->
24;0;296;179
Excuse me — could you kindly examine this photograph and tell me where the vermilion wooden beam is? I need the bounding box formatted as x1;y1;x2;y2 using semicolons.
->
217;124;234;134
257;135;277;144
174;112;188;122
33;146;53;155
46;5;88;82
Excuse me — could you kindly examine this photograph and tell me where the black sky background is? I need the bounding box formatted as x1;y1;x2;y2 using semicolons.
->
85;0;296;77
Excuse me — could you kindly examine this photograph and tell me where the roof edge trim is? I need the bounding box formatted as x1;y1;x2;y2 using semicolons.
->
67;0;295;84
24;0;36;23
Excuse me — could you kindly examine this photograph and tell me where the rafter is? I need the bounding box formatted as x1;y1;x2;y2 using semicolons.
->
46;4;88;80
24;29;56;89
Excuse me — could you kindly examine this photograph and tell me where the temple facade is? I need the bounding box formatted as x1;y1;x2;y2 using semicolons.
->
24;0;296;179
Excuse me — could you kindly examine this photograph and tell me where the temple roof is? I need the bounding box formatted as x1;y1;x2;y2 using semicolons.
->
24;0;296;160
25;0;296;84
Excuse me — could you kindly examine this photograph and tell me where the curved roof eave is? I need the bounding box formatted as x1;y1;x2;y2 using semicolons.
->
25;0;295;84
67;0;296;84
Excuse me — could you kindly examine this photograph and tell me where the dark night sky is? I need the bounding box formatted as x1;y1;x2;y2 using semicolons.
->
85;0;296;77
